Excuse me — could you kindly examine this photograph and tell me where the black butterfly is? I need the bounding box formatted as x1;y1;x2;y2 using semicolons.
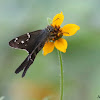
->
9;26;54;77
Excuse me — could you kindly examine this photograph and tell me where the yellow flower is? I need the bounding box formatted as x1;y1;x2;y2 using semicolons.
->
43;12;80;56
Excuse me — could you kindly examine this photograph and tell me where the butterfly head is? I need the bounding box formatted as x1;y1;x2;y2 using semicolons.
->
47;25;55;32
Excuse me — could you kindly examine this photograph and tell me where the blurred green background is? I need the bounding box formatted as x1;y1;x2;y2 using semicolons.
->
0;0;100;100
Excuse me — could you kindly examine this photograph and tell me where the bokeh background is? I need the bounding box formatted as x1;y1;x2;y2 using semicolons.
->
0;0;100;100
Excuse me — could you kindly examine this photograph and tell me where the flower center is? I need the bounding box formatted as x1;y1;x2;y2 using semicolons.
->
49;25;63;42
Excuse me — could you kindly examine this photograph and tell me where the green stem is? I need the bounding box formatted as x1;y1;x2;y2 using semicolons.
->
58;51;64;100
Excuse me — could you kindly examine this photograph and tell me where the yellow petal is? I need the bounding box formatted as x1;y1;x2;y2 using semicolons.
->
61;24;80;36
52;12;64;27
54;38;68;53
43;41;54;56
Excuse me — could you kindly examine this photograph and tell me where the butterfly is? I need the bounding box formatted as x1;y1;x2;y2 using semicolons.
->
9;26;54;77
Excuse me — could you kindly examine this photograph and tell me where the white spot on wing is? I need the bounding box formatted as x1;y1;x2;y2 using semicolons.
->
14;38;18;42
27;33;30;38
26;39;29;41
21;41;24;44
15;38;18;40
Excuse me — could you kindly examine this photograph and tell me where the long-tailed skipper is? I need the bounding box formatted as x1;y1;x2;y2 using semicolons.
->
9;26;54;77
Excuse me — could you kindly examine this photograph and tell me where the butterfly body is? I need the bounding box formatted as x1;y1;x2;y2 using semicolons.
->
9;25;54;77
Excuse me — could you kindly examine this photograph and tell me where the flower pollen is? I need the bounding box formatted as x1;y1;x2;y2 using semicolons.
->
49;25;63;42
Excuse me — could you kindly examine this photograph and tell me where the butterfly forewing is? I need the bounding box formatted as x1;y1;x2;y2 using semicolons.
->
9;30;43;54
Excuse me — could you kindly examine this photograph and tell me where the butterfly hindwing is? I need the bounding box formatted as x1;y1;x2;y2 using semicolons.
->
15;42;44;77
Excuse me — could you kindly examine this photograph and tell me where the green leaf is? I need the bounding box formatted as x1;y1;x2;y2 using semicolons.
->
47;17;52;25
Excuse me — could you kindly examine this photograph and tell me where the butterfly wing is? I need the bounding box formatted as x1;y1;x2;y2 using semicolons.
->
16;43;44;77
9;29;50;77
9;30;44;54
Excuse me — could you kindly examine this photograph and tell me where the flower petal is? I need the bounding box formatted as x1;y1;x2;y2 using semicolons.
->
52;12;64;27
43;41;54;56
61;24;80;36
54;38;68;53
